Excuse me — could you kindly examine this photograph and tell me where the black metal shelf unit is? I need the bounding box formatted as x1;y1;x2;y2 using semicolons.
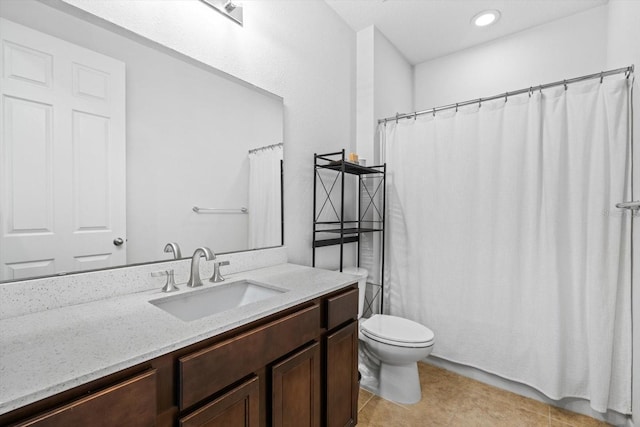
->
312;150;386;310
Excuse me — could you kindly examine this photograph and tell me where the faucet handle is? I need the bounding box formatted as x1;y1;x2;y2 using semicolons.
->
210;261;230;283
151;270;179;293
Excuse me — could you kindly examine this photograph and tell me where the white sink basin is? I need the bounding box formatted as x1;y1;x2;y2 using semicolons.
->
150;279;287;321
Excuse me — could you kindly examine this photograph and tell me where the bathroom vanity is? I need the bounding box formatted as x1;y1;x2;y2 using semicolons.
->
0;261;359;427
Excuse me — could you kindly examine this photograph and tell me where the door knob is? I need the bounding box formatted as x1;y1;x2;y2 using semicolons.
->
113;237;124;246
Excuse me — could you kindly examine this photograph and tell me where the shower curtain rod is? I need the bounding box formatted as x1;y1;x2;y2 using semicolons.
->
378;65;635;124
248;142;283;154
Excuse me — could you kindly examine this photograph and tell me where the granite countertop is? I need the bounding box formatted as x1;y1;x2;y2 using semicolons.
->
0;263;356;415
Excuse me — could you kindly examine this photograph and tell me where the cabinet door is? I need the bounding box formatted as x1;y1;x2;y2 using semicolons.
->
272;342;321;427
179;376;259;427
325;321;358;427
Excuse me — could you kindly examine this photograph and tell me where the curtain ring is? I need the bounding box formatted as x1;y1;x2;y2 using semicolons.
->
455;103;458;113
432;107;436;117
504;92;508;103
395;112;399;124
563;80;568;90
529;87;533;98
414;112;417;120
478;98;482;108
539;85;543;95
600;72;604;84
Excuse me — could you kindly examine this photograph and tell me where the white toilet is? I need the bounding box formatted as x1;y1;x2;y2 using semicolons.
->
343;267;435;405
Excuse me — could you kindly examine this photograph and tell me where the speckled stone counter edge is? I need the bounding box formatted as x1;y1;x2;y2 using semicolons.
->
0;246;287;320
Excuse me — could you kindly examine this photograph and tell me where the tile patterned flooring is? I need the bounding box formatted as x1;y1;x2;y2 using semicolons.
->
357;363;611;427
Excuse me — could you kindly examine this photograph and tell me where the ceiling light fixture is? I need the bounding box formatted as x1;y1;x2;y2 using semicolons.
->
472;10;500;27
224;0;236;13
200;0;243;26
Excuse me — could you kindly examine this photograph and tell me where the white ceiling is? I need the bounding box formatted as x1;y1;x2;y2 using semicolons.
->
324;0;608;65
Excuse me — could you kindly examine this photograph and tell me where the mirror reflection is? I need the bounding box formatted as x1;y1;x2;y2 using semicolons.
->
0;0;284;282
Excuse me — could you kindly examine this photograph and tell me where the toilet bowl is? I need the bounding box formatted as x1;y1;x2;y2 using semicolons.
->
360;314;434;404
339;267;436;405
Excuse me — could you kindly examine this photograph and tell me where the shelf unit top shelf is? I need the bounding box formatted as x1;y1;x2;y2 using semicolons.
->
315;160;384;176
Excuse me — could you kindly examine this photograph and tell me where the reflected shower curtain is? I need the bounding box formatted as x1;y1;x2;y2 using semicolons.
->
383;78;632;413
248;144;283;249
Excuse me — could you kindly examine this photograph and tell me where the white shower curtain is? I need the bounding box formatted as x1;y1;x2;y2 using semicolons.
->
383;78;632;413
248;144;283;249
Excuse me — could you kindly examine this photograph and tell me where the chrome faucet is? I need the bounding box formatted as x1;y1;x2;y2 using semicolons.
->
164;242;182;259
187;247;215;287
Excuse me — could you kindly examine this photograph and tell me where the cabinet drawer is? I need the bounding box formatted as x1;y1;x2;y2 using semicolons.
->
179;304;321;409
179;376;259;427
14;370;157;427
326;287;358;330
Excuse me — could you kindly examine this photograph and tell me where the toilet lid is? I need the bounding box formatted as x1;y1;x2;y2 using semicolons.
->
361;314;434;345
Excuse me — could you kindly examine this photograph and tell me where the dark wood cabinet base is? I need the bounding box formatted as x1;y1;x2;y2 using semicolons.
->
1;284;358;427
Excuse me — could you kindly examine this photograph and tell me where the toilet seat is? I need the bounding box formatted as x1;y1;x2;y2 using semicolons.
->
361;314;434;348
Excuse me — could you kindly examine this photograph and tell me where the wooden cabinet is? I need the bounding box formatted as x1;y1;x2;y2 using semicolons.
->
272;342;321;427
179;376;259;427
323;285;359;427
325;322;359;427
1;284;358;427
179;304;321;410
12;370;156;427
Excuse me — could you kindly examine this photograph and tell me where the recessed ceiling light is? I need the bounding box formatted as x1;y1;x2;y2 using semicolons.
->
472;10;501;27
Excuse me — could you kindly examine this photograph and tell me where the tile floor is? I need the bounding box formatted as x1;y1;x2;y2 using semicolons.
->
357;363;611;427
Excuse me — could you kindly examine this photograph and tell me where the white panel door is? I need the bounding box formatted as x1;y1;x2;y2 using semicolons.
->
0;18;126;280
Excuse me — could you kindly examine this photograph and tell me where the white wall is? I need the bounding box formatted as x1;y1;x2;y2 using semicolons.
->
373;27;414;160
414;5;608;110
356;26;375;164
54;0;356;268
356;26;413;298
0;0;284;263
357;26;413;164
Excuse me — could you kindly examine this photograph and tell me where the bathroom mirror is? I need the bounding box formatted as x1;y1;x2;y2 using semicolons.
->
0;0;284;282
